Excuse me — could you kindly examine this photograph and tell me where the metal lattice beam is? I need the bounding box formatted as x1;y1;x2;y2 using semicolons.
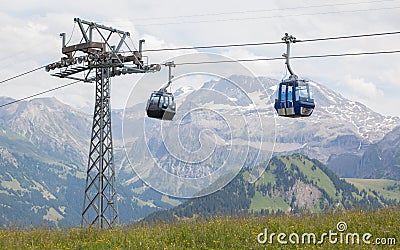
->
81;67;118;228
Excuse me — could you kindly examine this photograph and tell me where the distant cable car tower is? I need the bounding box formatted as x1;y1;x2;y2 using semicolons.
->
45;18;160;228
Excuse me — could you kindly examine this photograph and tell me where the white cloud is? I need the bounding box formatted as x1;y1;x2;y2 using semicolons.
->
343;75;384;100
338;75;389;114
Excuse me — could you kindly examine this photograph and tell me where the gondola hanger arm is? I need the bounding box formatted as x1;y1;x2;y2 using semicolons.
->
282;33;298;79
160;61;176;92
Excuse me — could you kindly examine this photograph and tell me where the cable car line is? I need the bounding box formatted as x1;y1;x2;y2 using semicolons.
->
0;80;80;108
140;30;400;52
1;30;397;84
141;41;284;52
0;49;399;109
1;47;399;87
0;30;398;82
1;30;396;85
0;66;46;85
3;48;397;87
298;31;400;43
173;49;400;66
1;30;399;109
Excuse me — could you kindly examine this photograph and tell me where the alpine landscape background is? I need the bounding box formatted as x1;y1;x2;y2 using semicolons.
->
0;75;399;227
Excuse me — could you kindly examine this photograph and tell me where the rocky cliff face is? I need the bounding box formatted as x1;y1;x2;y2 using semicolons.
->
0;97;91;164
328;126;400;180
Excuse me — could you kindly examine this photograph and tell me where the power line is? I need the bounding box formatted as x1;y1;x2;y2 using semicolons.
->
0;80;81;108
0;66;46;85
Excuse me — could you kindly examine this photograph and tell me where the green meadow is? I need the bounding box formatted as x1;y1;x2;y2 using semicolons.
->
0;206;398;249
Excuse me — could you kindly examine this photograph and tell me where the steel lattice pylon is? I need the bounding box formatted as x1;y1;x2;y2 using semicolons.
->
81;67;117;228
46;18;160;229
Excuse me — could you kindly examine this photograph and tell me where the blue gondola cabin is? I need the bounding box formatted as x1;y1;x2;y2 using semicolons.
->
274;79;315;117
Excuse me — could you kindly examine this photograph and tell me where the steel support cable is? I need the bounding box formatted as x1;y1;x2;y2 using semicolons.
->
0;31;398;82
0;32;399;108
0;80;81;108
298;31;400;43
1;19;399;84
1;49;399;109
141;31;400;52
173;50;400;65
141;41;284;52
0;66;46;85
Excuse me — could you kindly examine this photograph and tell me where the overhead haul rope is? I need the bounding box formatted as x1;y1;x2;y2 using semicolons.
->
0;80;81;108
0;31;399;107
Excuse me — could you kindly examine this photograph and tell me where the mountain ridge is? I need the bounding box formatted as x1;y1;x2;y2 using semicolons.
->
144;154;399;222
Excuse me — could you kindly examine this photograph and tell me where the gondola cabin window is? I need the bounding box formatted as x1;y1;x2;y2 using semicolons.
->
296;83;311;101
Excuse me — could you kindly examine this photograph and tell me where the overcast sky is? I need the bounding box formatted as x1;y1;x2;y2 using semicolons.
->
1;0;399;116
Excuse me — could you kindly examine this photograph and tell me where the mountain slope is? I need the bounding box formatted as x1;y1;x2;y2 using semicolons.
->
357;125;400;179
0;97;177;227
0;97;91;164
144;154;396;222
328;125;400;180
0;146;83;226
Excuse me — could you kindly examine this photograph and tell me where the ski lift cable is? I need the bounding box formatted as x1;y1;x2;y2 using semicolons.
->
1;30;399;84
1;49;399;109
2;30;399;83
0;80;81;108
0;31;399;106
0;66;46;85
173;50;400;66
139;30;400;52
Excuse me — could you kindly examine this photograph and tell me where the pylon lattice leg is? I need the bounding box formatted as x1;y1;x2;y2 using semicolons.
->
81;67;118;229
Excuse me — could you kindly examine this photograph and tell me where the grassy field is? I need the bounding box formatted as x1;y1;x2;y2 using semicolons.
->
0;207;398;249
250;191;290;211
346;178;400;201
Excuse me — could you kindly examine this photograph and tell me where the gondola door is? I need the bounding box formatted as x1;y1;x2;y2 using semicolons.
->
286;84;294;116
275;82;293;116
